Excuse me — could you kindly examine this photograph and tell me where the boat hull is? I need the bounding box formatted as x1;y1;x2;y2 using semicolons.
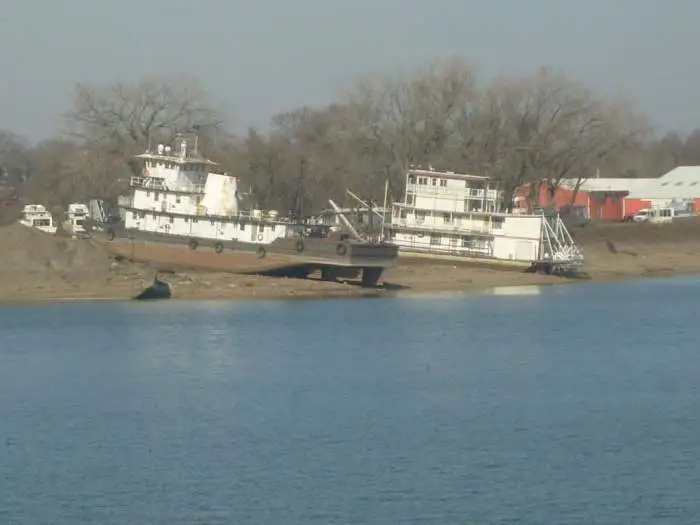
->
95;226;398;284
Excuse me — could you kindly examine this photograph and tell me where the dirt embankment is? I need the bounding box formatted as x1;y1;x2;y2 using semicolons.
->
1;219;700;304
571;218;700;280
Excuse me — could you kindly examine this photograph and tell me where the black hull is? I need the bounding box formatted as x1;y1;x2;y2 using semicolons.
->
98;225;397;268
95;226;397;286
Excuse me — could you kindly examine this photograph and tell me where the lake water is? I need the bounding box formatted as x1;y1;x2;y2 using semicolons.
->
1;277;700;524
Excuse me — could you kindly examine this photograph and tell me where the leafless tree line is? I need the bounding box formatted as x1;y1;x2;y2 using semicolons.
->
0;58;694;222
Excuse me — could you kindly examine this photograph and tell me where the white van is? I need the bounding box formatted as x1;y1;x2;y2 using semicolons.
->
633;207;674;224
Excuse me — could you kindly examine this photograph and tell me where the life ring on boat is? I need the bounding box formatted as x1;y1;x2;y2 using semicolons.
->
188;238;198;250
336;242;347;256
295;239;305;253
257;233;264;242
214;242;224;254
106;227;115;241
256;246;266;259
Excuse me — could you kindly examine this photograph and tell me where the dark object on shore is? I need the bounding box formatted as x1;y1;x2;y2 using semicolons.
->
134;276;172;300
606;239;637;257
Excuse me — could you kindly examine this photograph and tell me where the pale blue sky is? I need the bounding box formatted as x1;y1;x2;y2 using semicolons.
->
1;0;697;140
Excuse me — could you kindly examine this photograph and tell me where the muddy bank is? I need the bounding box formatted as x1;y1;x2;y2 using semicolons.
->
1;221;699;304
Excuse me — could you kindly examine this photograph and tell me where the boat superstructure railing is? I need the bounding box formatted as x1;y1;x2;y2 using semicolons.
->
129;175;205;194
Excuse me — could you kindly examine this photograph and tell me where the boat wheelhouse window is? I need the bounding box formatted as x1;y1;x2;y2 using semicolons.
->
271;224;276;232
406;193;414;205
418;177;428;185
440;179;447;187
430;233;441;245
431;178;437;185
260;225;265;233
131;212;137;220
154;192;160;201
408;175;416;184
176;195;181;204
400;210;407;219
210;220;215;226
239;223;245;230
492;216;505;228
139;211;145;218
169;216;174;223
443;213;451;224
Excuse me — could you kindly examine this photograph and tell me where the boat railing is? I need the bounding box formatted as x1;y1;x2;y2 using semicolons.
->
391;218;495;234
406;184;501;200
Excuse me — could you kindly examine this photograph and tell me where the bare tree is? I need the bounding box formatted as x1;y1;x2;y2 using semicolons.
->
343;57;479;198
460;68;648;210
65;77;225;157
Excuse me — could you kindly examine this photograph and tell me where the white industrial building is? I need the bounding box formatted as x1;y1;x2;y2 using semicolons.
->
558;177;655;193
627;166;700;209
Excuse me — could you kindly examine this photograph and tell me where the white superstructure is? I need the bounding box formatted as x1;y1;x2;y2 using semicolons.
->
18;204;57;234
65;203;90;237
121;135;288;244
384;168;583;269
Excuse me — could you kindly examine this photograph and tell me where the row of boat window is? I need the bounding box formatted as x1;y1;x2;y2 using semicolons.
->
389;232;490;249
145;161;207;172
130;211;276;231
408;176;487;190
145;191;186;204
405;195;496;209
396;209;505;226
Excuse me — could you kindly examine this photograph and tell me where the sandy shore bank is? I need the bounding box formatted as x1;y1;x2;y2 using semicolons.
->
1;221;699;305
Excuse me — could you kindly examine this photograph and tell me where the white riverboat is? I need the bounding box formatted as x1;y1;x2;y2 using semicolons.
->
383;167;584;273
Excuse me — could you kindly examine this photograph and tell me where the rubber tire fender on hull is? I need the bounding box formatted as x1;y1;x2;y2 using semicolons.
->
256;246;266;259
336;242;347;256
106;227;115;241
189;238;198;250
295;239;305;253
214;242;224;254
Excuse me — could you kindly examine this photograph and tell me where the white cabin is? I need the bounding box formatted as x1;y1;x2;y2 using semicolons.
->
122;136;289;244
18;204;57;234
384;168;583;267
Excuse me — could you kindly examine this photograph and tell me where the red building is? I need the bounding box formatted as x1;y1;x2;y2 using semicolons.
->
515;178;656;221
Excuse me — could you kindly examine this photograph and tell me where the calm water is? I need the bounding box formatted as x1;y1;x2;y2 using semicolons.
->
1;277;700;524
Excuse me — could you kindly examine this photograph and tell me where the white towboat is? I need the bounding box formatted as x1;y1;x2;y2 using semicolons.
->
95;132;398;284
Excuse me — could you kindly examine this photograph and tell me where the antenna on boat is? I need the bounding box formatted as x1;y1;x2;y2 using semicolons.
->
380;177;389;241
192;124;200;156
